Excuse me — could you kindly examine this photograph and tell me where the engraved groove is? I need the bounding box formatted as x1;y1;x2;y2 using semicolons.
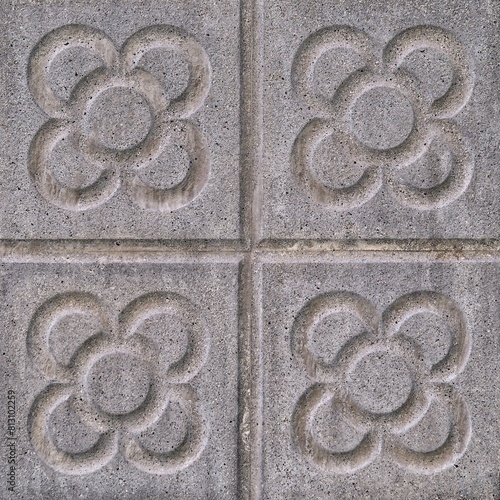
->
125;121;210;212
385;121;474;210
291;119;383;210
291;25;375;117
291;291;381;383
120;25;211;119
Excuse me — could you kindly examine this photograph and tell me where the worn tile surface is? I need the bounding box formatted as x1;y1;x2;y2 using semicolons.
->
0;0;499;499
259;261;499;499
1;262;240;498
260;0;499;241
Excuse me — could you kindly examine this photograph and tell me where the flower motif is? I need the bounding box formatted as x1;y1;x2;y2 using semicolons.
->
291;25;474;210
291;291;471;474
28;24;211;211
27;292;209;475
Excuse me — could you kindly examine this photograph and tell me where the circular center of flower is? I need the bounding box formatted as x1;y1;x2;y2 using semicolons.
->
87;87;152;150
348;351;412;414
88;353;151;415
350;87;414;150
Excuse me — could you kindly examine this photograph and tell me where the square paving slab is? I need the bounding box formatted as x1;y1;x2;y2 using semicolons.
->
0;0;499;499
1;261;240;499
258;260;499;499
1;0;240;241
260;0;499;241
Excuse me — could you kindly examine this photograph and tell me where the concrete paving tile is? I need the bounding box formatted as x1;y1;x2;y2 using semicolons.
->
260;0;499;240
1;0;240;240
1;262;240;498
259;261;499;499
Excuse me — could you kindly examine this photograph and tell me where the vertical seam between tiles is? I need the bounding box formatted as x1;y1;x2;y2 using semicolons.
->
240;0;264;248
239;0;264;496
238;256;263;499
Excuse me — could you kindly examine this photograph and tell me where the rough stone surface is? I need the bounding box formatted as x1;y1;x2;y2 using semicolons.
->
0;0;499;498
1;263;240;498
1;0;240;240
259;261;499;498
260;0;499;240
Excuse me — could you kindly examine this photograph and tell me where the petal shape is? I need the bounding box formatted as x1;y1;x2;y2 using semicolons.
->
291;118;383;210
27;292;110;382
291;291;380;383
120;25;211;119
291;384;381;474
383;25;474;119
124;384;208;474
28;119;121;211
386;121;474;210
28;384;118;475
28;24;118;119
291;25;375;117
125;120;210;211
386;384;471;473
119;292;210;383
383;291;470;382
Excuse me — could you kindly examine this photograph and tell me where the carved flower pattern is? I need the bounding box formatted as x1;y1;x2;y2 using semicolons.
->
292;25;474;210
28;24;211;211
291;291;471;474
27;292;209;475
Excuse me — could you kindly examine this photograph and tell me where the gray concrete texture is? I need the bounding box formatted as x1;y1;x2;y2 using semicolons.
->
0;0;498;498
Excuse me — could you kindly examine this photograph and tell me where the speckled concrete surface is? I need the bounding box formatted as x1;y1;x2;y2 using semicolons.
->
2;263;240;498
1;0;240;240
0;0;498;498
260;0;499;241
259;262;499;498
